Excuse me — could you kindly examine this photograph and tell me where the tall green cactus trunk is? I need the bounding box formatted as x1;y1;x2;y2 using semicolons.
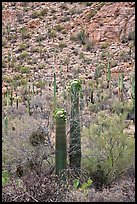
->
70;80;81;170
55;109;67;176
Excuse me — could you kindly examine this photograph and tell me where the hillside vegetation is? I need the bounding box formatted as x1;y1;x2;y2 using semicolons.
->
2;2;135;202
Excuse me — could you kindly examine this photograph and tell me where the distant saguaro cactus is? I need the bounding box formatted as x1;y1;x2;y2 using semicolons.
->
118;72;121;100
118;70;124;101
69;79;81;170
10;89;14;106
120;71;124;102
16;93;19;109
106;51;111;88
4;116;8;134
27;97;31;116
131;74;135;110
53;73;57;111
54;109;67;176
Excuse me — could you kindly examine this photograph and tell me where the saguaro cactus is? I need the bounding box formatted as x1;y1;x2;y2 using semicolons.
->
10;89;14;106
16;93;18;109
69;79;81;170
54;109;67;176
118;71;124;101
27;97;31;116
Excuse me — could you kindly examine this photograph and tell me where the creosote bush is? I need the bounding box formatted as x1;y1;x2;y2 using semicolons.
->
81;112;135;188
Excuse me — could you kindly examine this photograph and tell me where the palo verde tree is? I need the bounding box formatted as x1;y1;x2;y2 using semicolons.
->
69;79;82;170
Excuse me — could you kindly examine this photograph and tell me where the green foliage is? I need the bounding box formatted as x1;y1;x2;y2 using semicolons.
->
73;178;93;190
20;51;29;60
2;170;9;186
82;112;135;188
19;27;30;40
20;66;30;74
80;178;93;190
48;28;57;38
18;43;28;52
73;178;80;189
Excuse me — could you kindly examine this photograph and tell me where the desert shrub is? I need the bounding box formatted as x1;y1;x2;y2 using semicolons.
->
31;11;39;18
20;66;30;74
36;34;46;42
128;30;135;41
81;112;135;188
85;10;97;21
84;39;93;51
47;28;57;38
58;41;67;49
76;29;87;45
35;80;46;89
110;99;133;115
119;50;130;62
2;114;54;177
19;51;29;60
39;8;48;16
70;34;77;42
18;43;29;52
54;24;64;32
100;42;109;49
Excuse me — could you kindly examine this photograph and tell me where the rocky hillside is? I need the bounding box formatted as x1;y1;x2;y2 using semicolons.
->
2;2;135;92
2;2;135;202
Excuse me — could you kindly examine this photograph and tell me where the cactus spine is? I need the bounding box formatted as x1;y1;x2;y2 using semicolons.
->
55;109;67;176
70;79;81;170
